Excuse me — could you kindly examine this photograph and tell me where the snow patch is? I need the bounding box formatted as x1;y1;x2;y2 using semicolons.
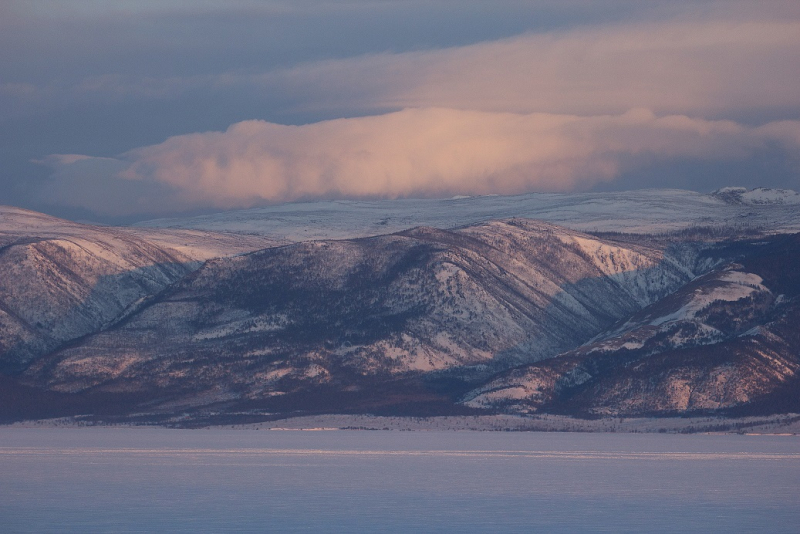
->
650;273;764;326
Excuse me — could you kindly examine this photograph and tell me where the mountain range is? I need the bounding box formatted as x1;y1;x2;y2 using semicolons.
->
1;187;798;425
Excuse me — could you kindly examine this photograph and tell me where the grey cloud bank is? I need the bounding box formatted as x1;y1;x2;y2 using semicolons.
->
1;1;798;221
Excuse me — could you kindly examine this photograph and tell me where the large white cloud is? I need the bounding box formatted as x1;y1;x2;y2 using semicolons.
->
43;108;799;215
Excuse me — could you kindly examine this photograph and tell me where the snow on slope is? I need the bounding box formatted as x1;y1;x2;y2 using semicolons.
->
461;253;792;416
134;188;800;241
26;219;696;398
0;206;285;370
584;267;770;353
713;187;800;206
0;206;285;261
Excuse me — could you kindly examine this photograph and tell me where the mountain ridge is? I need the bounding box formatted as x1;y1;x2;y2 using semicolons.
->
133;187;800;240
1;189;798;425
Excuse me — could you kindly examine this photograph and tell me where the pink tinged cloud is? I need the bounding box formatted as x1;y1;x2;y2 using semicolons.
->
261;20;800;118
37;107;793;215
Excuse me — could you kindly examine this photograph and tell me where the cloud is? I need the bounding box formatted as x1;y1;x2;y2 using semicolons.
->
15;3;800;217
34;154;97;167
6;16;800;122
36;154;181;216
258;19;800;118
41;108;799;216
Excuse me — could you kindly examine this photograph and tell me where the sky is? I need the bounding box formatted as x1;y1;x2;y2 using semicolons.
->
2;0;799;223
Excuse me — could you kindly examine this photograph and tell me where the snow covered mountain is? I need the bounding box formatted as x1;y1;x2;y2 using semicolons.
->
0;207;283;372
22;221;697;403
463;233;800;416
712;187;800;206
1;189;798;424
135;188;800;241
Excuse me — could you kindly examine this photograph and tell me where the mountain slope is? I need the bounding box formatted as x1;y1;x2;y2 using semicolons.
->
712;187;800;206
135;188;800;240
0;207;283;373
21;220;699;415
463;233;800;416
2;198;798;424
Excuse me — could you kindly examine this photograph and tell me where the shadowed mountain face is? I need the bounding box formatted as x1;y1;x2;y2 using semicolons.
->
0;231;192;373
1;202;798;424
464;234;800;417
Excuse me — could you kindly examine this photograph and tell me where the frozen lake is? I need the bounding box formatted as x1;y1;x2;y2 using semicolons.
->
1;428;798;533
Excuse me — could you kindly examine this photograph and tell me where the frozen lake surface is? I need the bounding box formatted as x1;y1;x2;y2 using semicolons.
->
1;428;798;533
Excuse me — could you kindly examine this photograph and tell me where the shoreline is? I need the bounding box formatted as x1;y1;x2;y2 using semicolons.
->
5;413;800;434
